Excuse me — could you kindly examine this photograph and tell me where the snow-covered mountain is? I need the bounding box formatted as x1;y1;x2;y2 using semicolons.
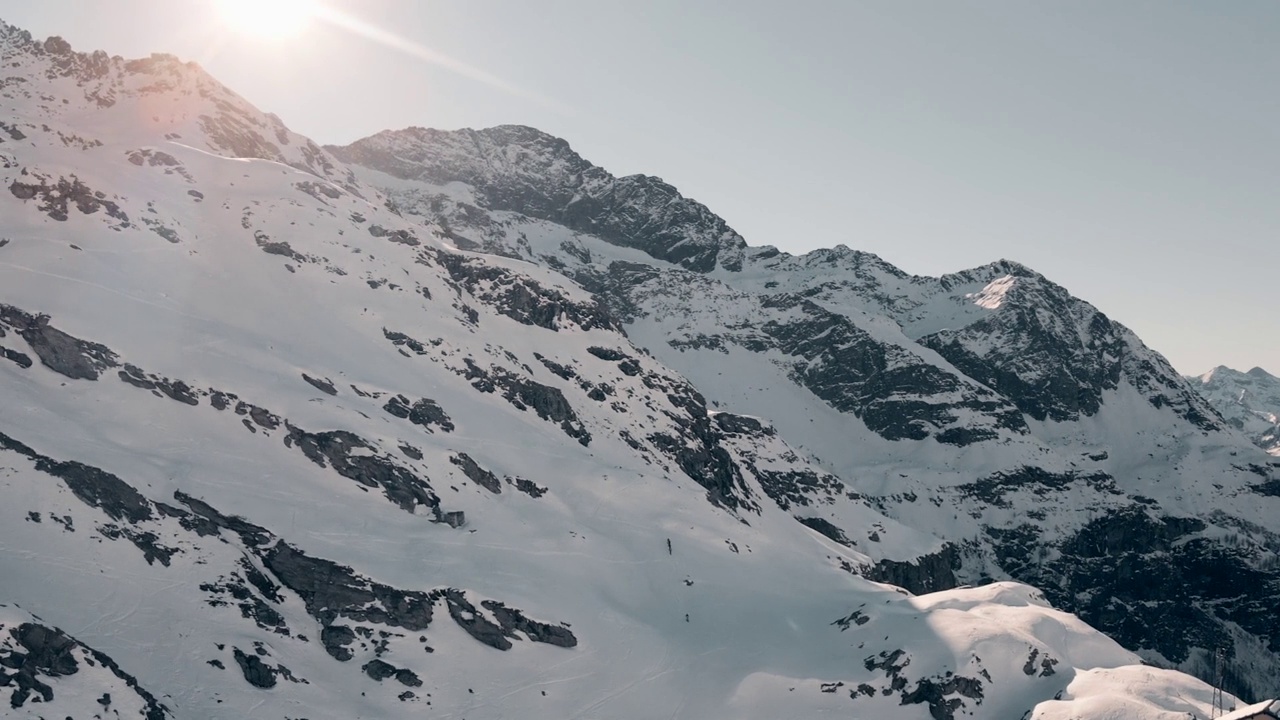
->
1191;366;1280;457
0;19;1275;718
332;125;1280;700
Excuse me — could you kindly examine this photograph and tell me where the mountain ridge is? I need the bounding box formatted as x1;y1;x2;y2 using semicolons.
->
2;19;1277;718
337;121;1280;699
1191;364;1280;456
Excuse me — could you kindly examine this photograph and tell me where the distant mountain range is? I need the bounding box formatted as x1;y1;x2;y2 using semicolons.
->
1191;366;1280;457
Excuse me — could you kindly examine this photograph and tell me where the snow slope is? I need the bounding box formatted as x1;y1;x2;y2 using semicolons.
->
0;19;1267;719
335;123;1280;701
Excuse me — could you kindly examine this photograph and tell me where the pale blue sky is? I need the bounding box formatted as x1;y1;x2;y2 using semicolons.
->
4;1;1276;374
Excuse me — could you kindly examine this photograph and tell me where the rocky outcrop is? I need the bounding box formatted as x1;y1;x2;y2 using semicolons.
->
864;545;960;595
0;607;170;718
985;507;1280;701
0;304;119;380
331;126;748;272
919;267;1224;429
434;248;619;332
383;394;455;433
458;360;592;446
449;453;502;494
283;424;441;513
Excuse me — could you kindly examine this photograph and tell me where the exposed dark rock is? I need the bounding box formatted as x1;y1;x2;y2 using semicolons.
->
320;625;356;662
260;542;436;631
0;346;32;369
331;126;746;273
3;623;79;710
125;149;181;168
0;121;25;140
985;508;1280;700
254;230;306;262
956;467;1119;509
0;619;168;718
1251;479;1280;497
232;647;277;688
1021;648;1058;678
919;270;1224;430
209;390;233;410
711;413;774;437
383;394;454;432
441;590;510;650
0;304;119;380
754;469;845;511
173;490;273;546
459;362;591;446
395;669;423;687
796;517;854;547
510;477;547;498
302;373;337;395
97;523;178;566
368;224;419;246
450;453;501;494
295;179;341;202
117;364;200;405
199;559;288;634
9;174;129;225
864;648;909;675
899;674;984;720
864;545;960;595
638;379;762;513
175;491;572;656
383;328;430;355
0;432;153;524
434;249;618;332
831;609;870;631
534;353;576;380
361;659;423;687
587;346;628;362
234;401;280;430
759;295;1027;444
481;600;577;648
362;658;397;681
283;424;440;513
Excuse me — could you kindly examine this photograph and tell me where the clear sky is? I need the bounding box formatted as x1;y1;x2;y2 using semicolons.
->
4;1;1276;375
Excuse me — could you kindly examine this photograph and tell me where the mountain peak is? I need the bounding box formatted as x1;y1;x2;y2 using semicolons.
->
377;124;573;154
334;124;749;272
0;17;29;41
1197;365;1277;384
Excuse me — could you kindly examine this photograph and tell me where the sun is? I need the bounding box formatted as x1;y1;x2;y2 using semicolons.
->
216;0;316;40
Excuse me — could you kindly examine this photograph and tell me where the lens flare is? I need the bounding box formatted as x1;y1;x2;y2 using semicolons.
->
216;0;315;40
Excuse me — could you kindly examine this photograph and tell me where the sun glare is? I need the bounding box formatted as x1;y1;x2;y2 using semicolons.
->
217;0;315;40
